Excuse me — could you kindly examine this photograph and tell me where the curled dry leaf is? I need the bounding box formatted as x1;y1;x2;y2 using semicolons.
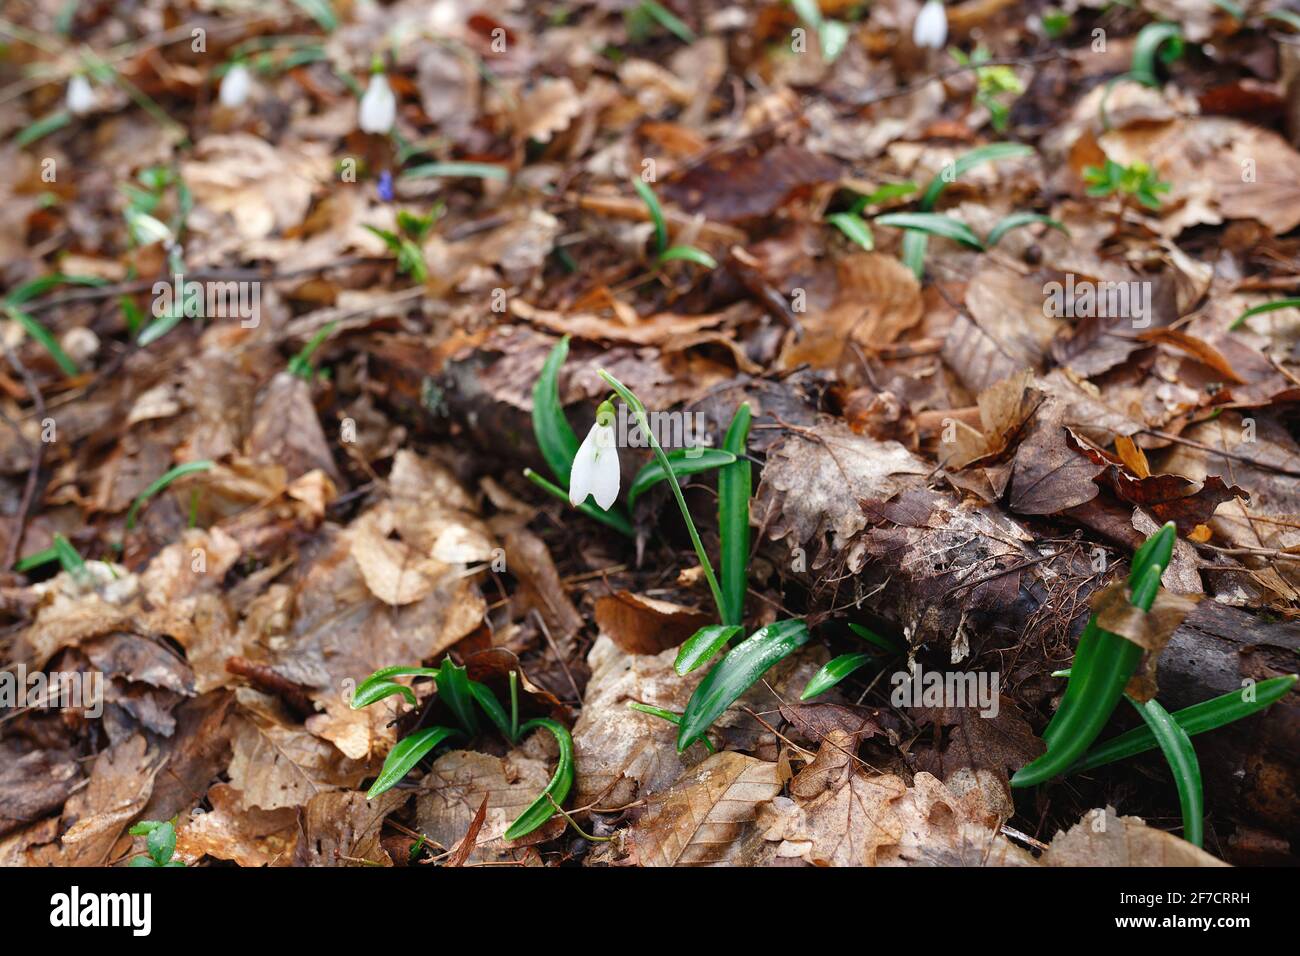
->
1090;578;1200;701
939;369;1042;471
593;591;711;656
1042;807;1227;867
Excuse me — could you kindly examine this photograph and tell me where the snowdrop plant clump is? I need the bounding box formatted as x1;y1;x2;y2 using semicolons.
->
913;0;948;49
358;65;396;134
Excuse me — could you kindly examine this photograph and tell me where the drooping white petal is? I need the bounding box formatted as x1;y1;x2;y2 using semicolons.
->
588;424;621;510
220;64;252;108
358;73;396;134
66;75;96;115
912;0;948;49
568;426;600;506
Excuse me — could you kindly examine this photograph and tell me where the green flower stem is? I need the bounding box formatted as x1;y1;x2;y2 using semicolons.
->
599;369;725;619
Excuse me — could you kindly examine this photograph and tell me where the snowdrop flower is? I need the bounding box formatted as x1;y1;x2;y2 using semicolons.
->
912;0;948;49
358;70;396;134
569;400;620;510
66;74;96;115
219;63;252;108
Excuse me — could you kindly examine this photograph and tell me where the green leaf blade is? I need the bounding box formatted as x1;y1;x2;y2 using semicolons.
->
800;652;873;700
366;727;459;798
504;718;574;840
677;619;810;751
674;625;743;676
628;448;735;511
718;403;752;626
1131;696;1203;846
531;336;581;486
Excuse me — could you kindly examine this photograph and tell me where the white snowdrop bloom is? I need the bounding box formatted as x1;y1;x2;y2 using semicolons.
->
219;63;252;108
568;401;620;510
66;74;96;115
912;0;948;49
358;71;396;134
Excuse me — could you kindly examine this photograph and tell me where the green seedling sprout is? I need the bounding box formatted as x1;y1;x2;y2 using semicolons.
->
352;662;574;839
122;460;215;539
128;819;185;867
632;179;718;271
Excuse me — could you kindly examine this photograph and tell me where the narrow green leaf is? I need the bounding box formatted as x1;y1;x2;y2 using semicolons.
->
800;652;874;700
435;658;479;737
677;619;810;750
674;625;743;675
1228;297;1300;331
16;110;71;148
658;244;717;269
291;0;338;30
5;306;79;376
1130;22;1182;87
633;178;669;255
14;545;59;572
523;468;635;537
1130;696;1203;846
401;161;508;181
627;448;735;510
901;229;928;279
919;142;1035;210
1266;9;1300;31
52;533;88;584
718;403;752;626
1073;675;1297;773
350;665;440;710
124;460;214;533
848;622;906;654
136;300;188;346
850;181;918;212
640;0;697;42
366;727;459;798
1130;520;1176;591
985;212;1068;247
628;701;683;724
531;336;580;485
504;718;574;840
875;212;985;250
470;680;514;742
826;211;874;250
5;274;106;306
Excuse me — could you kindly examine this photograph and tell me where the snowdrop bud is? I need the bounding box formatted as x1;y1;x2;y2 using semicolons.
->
568;400;620;511
358;72;396;134
912;0;948;49
219;63;252;108
66;74;96;115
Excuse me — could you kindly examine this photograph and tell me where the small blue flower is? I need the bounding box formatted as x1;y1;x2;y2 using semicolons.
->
377;170;394;202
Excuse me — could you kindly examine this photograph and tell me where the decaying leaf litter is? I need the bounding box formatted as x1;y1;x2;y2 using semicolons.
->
2;0;1300;868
